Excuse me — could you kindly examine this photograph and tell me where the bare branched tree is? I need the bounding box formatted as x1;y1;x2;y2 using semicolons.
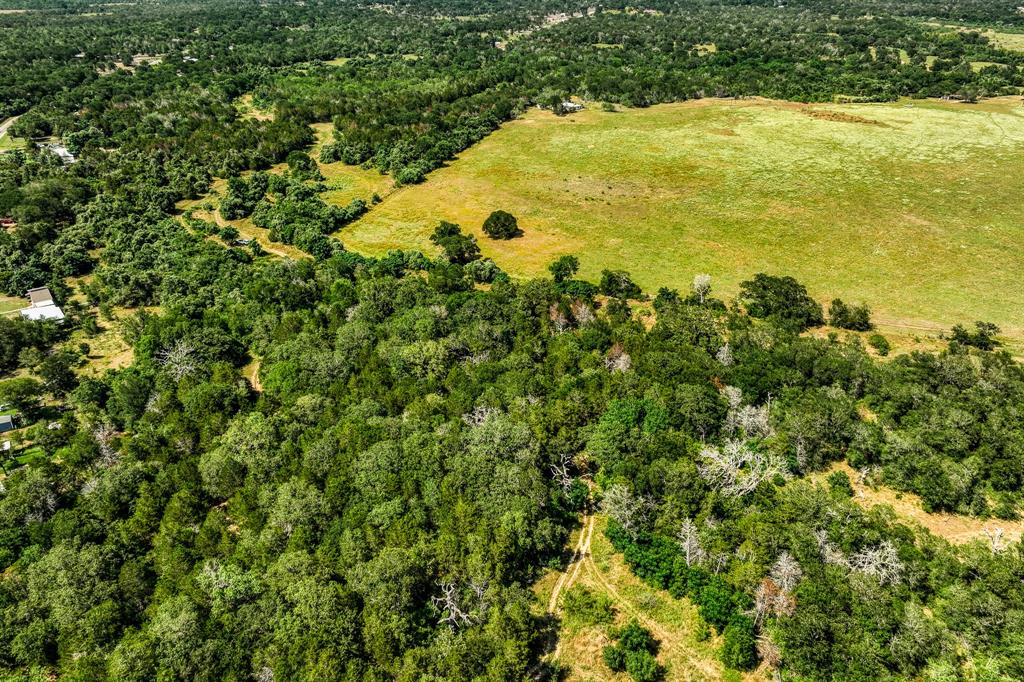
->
605;343;631;373
756;633;783;669
550;452;575;493
676;518;706;567
601;484;652;539
431;578;490;631
549;303;571;333
570;300;595;325
93;423;119;468
692;273;712;304
716;342;734;367
849;541;904;586
983;528;1007;553
461;405;500;427
432;581;474;630
722;386;773;439
750;578;795;625
698;439;787;497
814;529;849;568
856;465;881;487
157;340;198;381
770;551;803;594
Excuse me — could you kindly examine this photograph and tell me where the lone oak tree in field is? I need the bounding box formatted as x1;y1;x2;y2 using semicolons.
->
482;210;521;239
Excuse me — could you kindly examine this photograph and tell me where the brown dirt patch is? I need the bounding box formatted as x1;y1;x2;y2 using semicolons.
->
802;108;890;126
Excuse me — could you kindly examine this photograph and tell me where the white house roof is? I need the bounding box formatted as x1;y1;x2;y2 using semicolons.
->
20;304;65;321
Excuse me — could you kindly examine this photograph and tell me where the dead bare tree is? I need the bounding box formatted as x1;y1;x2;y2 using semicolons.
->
715;342;734;367
848;541;904;586
756;633;783;669
461;405;500;427
549;303;571;333
550;452;575;493
770;551;803;594
432;581;475;630
698;439;787;497
93;423;119;468
722;386;773;438
814;529;849;568
601;484;652;539
983;528;1007;553
570;300;595;325
604;343;631;373
692;273;712;304
676;518;706;567
157;340;198;381
749;578;795;625
431;578;490;631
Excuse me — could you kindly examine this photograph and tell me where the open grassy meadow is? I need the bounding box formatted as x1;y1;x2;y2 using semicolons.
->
339;97;1024;342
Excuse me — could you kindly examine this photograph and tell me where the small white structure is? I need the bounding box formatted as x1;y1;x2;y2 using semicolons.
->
561;101;584;113
20;287;65;322
37;143;76;165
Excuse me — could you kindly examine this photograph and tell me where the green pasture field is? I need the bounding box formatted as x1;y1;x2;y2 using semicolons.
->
338;97;1024;343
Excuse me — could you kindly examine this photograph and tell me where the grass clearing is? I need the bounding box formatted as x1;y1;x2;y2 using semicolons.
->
234;93;274;121
341;97;1024;347
310;122;394;206
0;295;24;315
541;515;757;681
817;462;1024;546
923;22;1024;53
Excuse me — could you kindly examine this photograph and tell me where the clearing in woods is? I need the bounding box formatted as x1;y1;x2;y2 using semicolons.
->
338;97;1024;347
534;515;762;681
821;461;1024;547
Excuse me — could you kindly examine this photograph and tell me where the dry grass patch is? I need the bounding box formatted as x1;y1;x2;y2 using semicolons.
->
310;122;394;207
548;516;764;681
234;93;274;121
819;462;1024;546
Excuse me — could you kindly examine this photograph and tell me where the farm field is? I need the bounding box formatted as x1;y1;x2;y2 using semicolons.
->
339;97;1024;343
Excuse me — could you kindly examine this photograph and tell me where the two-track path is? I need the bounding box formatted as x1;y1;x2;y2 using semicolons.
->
539;508;721;680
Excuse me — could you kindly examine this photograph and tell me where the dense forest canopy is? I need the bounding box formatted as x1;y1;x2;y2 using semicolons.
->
2;0;1024;680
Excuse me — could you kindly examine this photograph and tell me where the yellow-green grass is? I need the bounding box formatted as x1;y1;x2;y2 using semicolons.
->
970;60;1006;72
175;176;311;261
924;22;1024;53
233;93;274;121
340;97;1024;346
540;516;757;681
0;295;24;315
173;125;390;260
310;122;394;206
0;133;26;153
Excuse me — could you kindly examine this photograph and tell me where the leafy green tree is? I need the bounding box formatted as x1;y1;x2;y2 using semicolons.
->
739;273;824;330
429;221;480;264
548;255;580;283
0;377;44;420
600;270;642;299
482;210;521;239
828;299;872;331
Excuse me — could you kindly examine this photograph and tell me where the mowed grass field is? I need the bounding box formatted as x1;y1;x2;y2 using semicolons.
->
339;97;1024;341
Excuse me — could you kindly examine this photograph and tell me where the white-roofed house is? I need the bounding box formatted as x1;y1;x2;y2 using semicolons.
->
20;287;65;322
